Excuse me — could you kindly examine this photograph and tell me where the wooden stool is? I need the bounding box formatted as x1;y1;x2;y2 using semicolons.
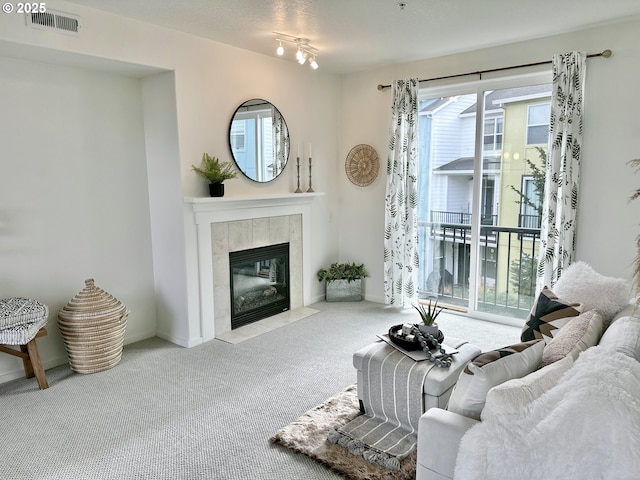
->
0;297;49;390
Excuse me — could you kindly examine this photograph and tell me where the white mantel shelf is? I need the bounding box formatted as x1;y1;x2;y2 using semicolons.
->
185;192;324;213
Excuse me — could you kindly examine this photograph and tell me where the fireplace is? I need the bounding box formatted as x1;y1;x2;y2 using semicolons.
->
229;242;290;329
184;194;318;345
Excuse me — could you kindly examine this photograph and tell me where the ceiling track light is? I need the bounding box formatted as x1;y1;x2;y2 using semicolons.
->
297;48;307;64
273;31;319;70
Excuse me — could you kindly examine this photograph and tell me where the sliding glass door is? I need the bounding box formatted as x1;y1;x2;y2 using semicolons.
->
417;93;478;311
417;74;551;322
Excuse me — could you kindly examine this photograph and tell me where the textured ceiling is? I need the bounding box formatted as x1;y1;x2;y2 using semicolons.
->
65;0;640;73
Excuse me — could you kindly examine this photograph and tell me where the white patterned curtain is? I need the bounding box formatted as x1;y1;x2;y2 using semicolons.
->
272;109;287;177
536;52;586;291
384;78;419;307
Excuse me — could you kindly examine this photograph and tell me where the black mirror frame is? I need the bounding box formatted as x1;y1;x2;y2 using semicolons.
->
228;98;290;183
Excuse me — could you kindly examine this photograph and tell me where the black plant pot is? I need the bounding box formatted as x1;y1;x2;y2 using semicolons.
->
209;182;224;197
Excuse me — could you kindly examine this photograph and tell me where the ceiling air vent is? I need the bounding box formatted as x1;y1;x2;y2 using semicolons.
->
27;10;81;35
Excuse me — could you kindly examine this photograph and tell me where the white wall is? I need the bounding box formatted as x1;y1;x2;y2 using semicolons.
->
0;1;340;382
1;2;638;383
339;17;640;303
140;72;190;344
0;55;157;381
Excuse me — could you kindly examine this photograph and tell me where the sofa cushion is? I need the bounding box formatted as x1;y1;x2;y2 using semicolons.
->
447;339;544;421
481;354;574;421
541;310;603;367
609;301;639;326
553;261;630;326
521;287;582;342
599;315;640;361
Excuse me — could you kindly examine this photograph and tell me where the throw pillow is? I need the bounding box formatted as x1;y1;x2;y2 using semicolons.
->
553;261;630;326
521;287;582;342
447;339;544;421
481;354;574;421
541;310;604;367
599;315;640;361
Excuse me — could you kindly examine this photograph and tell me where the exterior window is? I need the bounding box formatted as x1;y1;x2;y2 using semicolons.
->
480;246;497;283
230;122;246;151
483;117;503;151
519;176;542;229
481;176;496;225
526;103;550;145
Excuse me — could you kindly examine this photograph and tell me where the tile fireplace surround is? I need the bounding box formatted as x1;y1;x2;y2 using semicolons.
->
184;193;322;344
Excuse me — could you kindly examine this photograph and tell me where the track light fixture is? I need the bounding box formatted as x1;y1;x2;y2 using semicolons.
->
273;32;319;70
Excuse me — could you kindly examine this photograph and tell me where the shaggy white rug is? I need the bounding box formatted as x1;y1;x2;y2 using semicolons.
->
269;385;417;480
454;346;640;480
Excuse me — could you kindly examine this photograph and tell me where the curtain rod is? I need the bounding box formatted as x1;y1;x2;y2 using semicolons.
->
376;49;612;91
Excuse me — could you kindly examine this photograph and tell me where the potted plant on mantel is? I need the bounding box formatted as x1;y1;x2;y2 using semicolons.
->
317;262;369;302
413;299;443;337
192;152;238;197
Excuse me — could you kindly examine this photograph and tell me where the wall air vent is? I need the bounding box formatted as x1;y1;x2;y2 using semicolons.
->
27;10;81;35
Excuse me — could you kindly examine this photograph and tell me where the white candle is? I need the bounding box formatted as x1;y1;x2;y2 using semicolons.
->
297;144;301;158
308;142;312;158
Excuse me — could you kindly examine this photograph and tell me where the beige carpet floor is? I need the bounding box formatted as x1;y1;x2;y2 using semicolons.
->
0;300;520;479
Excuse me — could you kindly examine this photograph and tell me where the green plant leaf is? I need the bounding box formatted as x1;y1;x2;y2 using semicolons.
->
317;262;369;283
192;153;238;183
412;299;443;326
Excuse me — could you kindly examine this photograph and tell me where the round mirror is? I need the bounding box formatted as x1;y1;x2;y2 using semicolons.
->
228;99;290;183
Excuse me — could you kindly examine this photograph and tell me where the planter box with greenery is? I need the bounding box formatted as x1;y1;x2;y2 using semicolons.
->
317;262;369;302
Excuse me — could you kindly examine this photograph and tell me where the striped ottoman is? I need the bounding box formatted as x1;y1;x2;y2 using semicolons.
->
353;336;481;415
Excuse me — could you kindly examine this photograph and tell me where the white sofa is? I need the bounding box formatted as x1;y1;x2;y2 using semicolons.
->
416;263;640;480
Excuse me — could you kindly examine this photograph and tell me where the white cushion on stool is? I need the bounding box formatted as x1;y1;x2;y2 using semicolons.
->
0;298;48;345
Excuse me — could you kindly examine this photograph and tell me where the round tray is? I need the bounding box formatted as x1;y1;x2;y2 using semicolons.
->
388;324;444;351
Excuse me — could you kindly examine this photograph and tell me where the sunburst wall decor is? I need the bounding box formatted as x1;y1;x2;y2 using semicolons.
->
345;144;379;187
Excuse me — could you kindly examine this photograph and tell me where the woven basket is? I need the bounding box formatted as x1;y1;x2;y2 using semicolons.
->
58;278;129;374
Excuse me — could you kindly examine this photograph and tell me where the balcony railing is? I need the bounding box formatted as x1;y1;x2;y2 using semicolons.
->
431;210;497;226
417;218;541;319
519;213;542;229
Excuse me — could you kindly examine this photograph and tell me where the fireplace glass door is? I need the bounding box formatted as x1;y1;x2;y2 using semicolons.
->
229;242;290;329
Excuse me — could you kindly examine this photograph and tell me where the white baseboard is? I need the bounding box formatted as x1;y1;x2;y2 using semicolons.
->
364;294;385;304
0;353;68;386
123;329;159;346
155;330;202;348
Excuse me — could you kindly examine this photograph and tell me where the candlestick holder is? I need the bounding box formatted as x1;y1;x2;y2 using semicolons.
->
294;157;303;193
307;157;314;192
